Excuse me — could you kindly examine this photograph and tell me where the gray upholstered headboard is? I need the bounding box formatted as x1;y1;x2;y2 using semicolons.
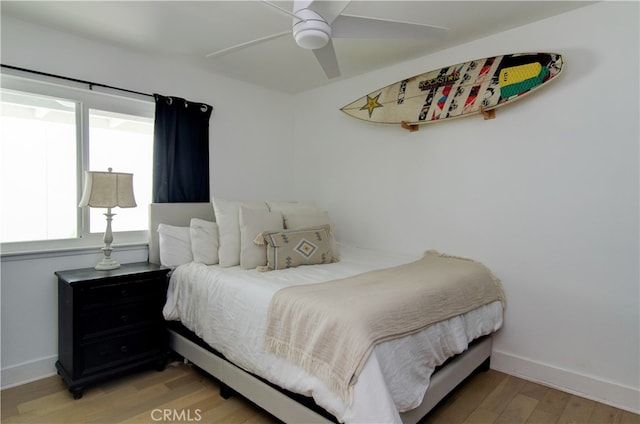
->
148;202;215;264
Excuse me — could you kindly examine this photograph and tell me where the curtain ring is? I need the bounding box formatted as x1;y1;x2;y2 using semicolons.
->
200;105;208;113
166;97;173;105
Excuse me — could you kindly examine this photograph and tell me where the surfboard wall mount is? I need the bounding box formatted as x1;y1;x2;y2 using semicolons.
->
400;121;419;132
400;107;496;132
479;107;496;121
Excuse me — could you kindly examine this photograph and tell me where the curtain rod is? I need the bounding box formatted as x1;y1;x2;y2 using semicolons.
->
1;64;154;98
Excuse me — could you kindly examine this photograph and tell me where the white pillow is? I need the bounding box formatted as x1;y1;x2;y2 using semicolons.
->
284;210;340;256
266;201;319;215
283;210;331;229
190;218;219;265
239;206;283;269
213;197;268;267
158;224;192;268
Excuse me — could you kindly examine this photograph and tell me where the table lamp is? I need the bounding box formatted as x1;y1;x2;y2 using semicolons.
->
79;168;136;270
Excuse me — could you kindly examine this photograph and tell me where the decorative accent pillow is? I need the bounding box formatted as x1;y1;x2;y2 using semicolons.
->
261;226;338;270
284;210;340;256
158;224;192;268
189;218;219;265
213;197;268;267
239;206;283;270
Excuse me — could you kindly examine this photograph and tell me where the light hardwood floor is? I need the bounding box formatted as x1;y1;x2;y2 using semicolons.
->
1;362;638;424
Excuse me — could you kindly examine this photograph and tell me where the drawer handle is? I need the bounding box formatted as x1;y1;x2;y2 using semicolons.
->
120;315;128;323
120;345;128;353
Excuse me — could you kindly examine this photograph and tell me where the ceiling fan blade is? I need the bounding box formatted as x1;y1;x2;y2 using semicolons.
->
262;1;302;21
313;40;340;79
306;0;350;25
206;31;290;58
332;14;448;40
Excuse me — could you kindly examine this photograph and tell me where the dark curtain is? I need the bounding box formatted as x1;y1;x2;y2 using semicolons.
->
152;94;213;203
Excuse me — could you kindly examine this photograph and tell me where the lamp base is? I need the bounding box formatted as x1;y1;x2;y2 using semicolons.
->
95;257;120;270
95;209;120;270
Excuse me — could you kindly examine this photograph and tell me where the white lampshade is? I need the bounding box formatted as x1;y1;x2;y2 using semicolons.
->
79;169;136;209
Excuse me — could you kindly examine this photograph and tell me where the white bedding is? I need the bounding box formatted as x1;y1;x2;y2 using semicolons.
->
163;244;503;423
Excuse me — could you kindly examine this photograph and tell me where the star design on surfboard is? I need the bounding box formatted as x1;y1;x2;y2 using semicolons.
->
360;93;383;118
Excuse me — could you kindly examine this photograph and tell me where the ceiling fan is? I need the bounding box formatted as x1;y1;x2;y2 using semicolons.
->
206;0;448;79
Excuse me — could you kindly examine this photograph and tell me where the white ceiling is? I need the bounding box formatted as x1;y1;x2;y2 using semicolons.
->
1;1;595;94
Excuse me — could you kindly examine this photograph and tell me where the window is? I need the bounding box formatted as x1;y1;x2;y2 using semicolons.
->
1;90;78;243
88;109;153;233
0;74;154;253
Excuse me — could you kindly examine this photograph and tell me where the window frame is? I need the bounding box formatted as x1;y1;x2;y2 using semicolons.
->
0;73;154;256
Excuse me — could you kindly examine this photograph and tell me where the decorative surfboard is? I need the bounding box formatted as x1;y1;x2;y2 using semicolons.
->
340;52;563;131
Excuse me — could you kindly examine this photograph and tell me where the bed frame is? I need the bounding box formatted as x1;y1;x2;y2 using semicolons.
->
148;202;493;424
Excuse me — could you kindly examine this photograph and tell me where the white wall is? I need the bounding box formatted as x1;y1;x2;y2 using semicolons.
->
0;16;295;387
292;2;639;413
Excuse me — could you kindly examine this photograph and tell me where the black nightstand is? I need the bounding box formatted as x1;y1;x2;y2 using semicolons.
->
55;262;171;399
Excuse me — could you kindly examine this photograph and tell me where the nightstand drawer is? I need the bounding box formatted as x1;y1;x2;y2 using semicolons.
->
80;301;163;338
81;328;166;376
79;278;163;308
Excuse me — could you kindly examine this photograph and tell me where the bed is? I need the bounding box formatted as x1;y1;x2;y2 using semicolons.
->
148;201;505;423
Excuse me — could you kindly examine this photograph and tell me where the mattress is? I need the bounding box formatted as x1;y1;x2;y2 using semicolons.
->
163;244;503;423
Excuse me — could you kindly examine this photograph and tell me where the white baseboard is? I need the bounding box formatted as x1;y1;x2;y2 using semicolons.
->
1;355;58;390
491;349;640;414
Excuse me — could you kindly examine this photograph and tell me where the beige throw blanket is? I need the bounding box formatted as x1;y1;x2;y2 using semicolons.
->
265;250;506;404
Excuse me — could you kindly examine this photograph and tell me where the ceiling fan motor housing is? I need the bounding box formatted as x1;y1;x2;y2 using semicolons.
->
292;8;331;50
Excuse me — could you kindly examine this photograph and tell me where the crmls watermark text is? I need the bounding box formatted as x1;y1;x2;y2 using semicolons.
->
151;409;202;422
